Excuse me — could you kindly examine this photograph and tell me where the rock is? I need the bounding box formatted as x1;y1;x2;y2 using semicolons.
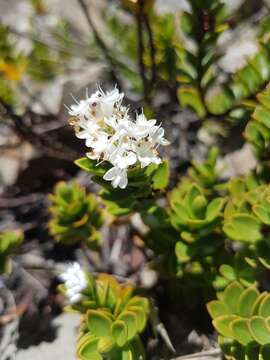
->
217;144;257;179
140;266;158;289
218;29;258;73
0;142;34;187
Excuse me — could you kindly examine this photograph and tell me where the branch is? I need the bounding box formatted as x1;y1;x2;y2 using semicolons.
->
0;101;78;161
76;0;122;88
136;0;148;100
144;14;157;86
0;193;44;209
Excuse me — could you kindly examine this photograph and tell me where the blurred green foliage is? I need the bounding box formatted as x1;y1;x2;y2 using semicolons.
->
48;181;103;248
0;230;24;273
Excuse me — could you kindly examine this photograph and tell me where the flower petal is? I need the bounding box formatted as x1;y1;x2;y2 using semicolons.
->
103;167;118;181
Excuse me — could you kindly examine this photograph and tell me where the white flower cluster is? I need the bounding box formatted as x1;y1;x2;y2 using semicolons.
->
68;86;169;189
59;262;87;304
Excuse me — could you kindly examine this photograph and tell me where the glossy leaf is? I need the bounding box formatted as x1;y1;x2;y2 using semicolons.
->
87;310;113;337
231;318;254;346
249;317;270;345
112;321;128;347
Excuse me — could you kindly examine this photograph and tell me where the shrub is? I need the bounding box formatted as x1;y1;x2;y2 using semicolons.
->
59;264;149;360
48;181;103;248
208;281;270;359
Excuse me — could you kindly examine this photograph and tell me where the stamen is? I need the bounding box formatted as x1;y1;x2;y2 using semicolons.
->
70;93;79;104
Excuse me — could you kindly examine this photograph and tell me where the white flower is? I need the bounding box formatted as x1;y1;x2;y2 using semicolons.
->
86;133;113;161
59;263;87;304
149;126;170;146
68;99;91;120
68;86;169;189
109;141;137;169
75;120;100;148
103;166;128;189
90;87;124;119
133;142;162;168
132;113;157;140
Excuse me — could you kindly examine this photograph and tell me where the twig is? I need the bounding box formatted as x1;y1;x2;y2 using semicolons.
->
136;0;148;100
144;13;157;86
0;101;79;161
18;83;56;117
169;349;222;360
76;0;122;88
0;193;44;209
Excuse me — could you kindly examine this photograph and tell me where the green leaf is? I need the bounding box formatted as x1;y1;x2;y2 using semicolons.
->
0;230;23;253
128;306;147;332
213;315;238;338
253;106;270;128
249;317;270;345
175;241;191;262
77;334;101;360
171;203;190;225
252;292;268;315
219;264;236;281
87;310;113;337
206;198;224;221
259;296;270;318
253;205;270;225
112;321;128;347
152;161;169;190
238;287;260;317
231;318;254;345
206;85;235;115
177;86;206;118
223;214;262;242
75;157;107;176
191;195;207;218
118;311;137;341
121;347;133;360
126;297;149;314
223;282;244;313
207;300;231;319
97;336;115;354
